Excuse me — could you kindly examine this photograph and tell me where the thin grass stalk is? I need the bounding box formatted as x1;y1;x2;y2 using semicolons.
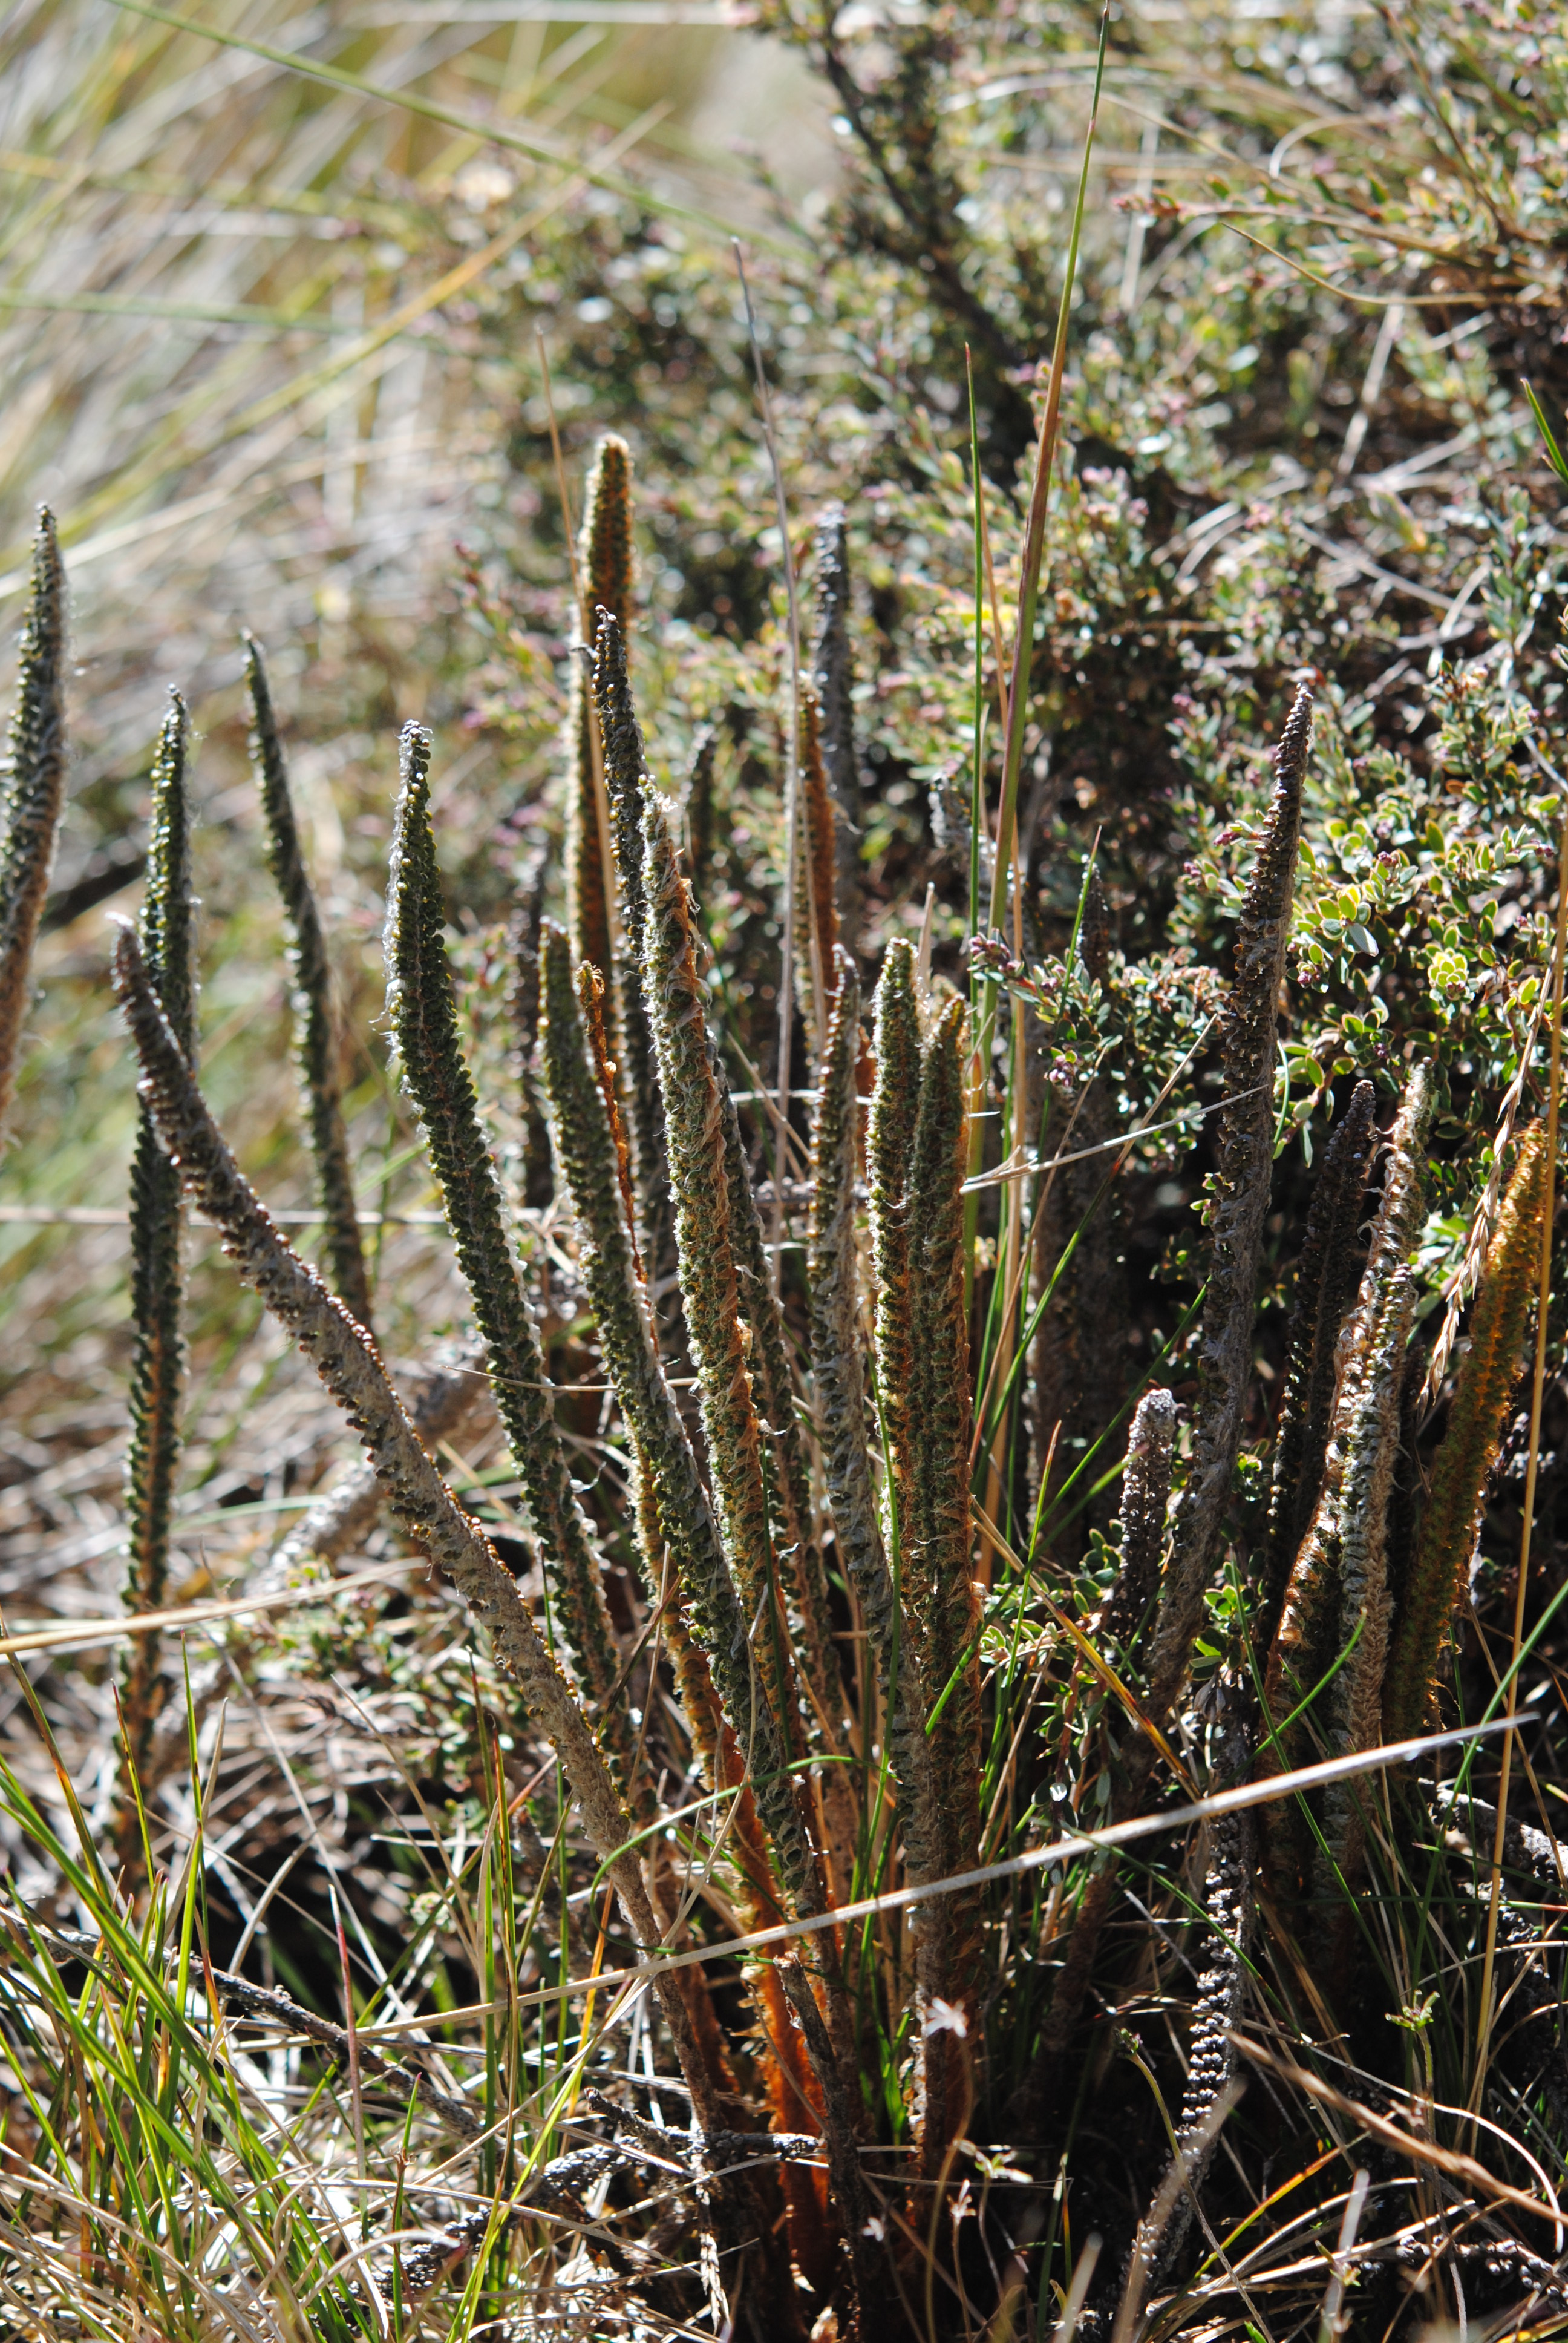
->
1474;797;1568;2115
1385;1126;1547;1743
1258;1079;1377;1658
111;923;727;2148
245;634;371;1329
385;724;632;1784
118;692;194;1859
0;508;65;1143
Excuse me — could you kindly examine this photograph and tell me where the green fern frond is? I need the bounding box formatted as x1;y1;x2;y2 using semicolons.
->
590;609;668;1252
796;684;840;1062
1143;681;1312;1738
110;922;727;2135
637;795;828;1920
1385;1122;1547;1742
120;690;195;1834
869;937;921;1558
808;950;937;1880
0;509;67;1142
563;436;634;1029
539;922;795;1927
809;502;861;951
505;851;555;1211
245;635;371;1331
685;724;718;908
1258;1078;1376;1654
385;724;630;1778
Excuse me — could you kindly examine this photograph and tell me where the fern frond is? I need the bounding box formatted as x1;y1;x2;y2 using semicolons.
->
110;923;726;2134
0;509;67;1142
808;951;937;1879
1143;682;1311;1737
796;684;840;1061
245;635;371;1330
685;724;718;908
809;503;861;950
120;691;195;1833
591;609;673;1297
582;433;635;631
1130;1725;1255;2293
1100;1386;1175;1652
1258;1078;1376;1654
505;850;555;1210
869;937;921;1557
1385;1122;1547;1742
385;725;631;1780
904;994;981;2173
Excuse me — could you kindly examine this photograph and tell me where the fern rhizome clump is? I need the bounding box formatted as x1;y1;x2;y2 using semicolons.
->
5;372;1568;2338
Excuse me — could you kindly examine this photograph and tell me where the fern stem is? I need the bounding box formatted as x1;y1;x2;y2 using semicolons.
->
0;508;66;1142
245;635;371;1329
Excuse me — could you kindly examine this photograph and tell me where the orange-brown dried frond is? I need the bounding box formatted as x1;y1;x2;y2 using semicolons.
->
799;684;840;1022
581;434;635;637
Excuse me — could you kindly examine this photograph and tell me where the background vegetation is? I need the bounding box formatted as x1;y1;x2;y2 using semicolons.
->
7;0;1568;2336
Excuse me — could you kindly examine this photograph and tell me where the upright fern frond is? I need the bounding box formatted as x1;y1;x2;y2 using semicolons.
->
808;952;937;1880
0;508;66;1142
685;724;718;908
111;923;725;2138
119;691;195;1837
1143;683;1311;1737
245;635;371;1330
1262;1065;1429;1885
1129;1724;1255;2293
1100;1386;1175;1652
591;610;674;1297
385;726;630;1779
639;790;826;1920
505;850;555;1210
582;433;635;631
904;995;981;2172
540;925;835;2279
1258;1078;1376;1654
796;685;840;1062
809;503;861;951
869;939;921;1555
1321;1262;1416;1891
1385;1124;1547;1742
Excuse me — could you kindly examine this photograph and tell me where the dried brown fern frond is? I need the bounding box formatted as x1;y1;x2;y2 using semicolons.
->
0;509;66;1144
796;683;840;1064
